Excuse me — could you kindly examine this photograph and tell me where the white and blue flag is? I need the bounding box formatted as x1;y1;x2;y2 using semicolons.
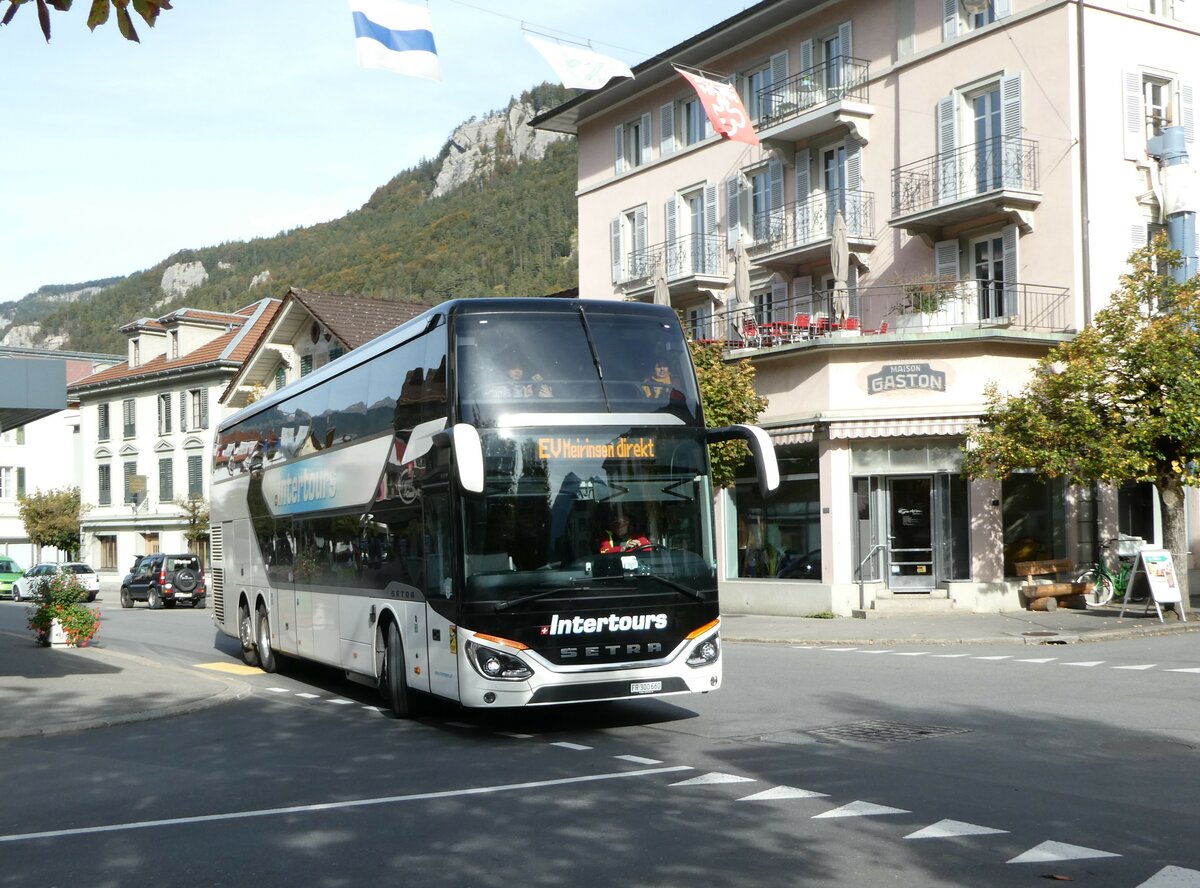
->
350;0;442;82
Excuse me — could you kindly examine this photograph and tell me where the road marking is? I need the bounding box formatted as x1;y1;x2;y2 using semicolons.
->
1136;865;1200;887
445;721;477;729
1166;668;1200;674
893;652;930;657
670;772;755;786
860;650;894;655
1007;840;1120;864
551;741;592;751
615;755;662;765
1062;661;1105;667
326;698;354;705
496;732;535;739
813;800;909;819
0;766;694;844
822;647;859;651
195;661;261;675
974;655;1012;660
738;786;828;801
1112;664;1157;670
265;687;290;693
295;692;320;699
904;819;1008;839
1016;658;1058;664
930;653;970;658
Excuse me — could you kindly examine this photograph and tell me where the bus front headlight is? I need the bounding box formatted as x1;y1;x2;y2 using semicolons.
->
686;636;720;668
466;640;533;681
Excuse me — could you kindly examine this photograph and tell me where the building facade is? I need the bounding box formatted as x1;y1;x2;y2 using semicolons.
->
535;0;1199;614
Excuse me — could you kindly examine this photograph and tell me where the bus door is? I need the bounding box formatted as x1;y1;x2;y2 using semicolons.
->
422;489;458;700
274;519;298;656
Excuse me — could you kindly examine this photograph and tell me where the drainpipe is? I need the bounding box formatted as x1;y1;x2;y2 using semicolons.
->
1147;127;1199;283
1076;0;1093;322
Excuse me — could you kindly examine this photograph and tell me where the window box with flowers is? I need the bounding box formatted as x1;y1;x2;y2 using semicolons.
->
27;572;101;647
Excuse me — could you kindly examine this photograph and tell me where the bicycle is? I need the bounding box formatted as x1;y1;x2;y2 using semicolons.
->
1074;539;1147;608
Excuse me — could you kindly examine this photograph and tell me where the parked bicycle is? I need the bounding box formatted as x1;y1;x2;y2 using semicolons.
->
1074;538;1147;608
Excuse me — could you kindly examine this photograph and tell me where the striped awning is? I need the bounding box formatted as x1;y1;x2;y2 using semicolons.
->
829;416;976;440
767;424;815;445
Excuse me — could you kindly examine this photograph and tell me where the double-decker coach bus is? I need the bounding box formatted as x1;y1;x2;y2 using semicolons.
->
211;298;777;715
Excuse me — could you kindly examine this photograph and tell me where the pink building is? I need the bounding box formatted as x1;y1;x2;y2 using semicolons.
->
535;0;1198;614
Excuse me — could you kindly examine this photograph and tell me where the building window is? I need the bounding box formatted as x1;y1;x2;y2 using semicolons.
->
329;345;345;361
0;466;10;499
1002;475;1066;576
187;454;203;498
98;403;110;442
170;330;179;360
744;63;771;123
158;394;172;436
122;398;136;438
98;464;111;506
131;339;140;368
274;366;286;390
1144;75;1172;139
159;457;174;503
615;112;652;173
188;388;209;430
123;460;138;505
98;535;117;570
609;204;648;284
300;355;313;377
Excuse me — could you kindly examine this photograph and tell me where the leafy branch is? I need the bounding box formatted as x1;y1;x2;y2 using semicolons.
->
1;0;172;43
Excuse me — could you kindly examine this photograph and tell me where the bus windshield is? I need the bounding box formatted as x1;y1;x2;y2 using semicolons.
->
454;307;702;425
461;426;716;606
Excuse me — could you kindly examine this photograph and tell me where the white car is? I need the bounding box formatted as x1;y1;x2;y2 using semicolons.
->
11;562;101;603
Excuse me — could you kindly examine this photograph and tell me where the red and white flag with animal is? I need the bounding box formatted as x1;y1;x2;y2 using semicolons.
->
674;67;759;147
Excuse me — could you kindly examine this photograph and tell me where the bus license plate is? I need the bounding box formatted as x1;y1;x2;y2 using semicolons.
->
630;681;662;695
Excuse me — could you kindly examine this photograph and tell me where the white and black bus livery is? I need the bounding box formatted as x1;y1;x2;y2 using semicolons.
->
210;297;777;715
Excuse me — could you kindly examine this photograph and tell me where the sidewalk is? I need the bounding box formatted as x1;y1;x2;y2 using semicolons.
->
0;605;1195;741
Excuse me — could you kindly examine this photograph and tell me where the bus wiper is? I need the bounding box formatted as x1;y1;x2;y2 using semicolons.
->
493;587;575;613
641;574;706;602
575;305;612;412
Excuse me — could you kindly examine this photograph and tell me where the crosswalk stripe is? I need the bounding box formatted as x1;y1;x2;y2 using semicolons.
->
1166;668;1200;674
904;819;1008;839
551;741;592;751
1135;865;1200;886
1007;840;1121;864
738;786;829;801
930;653;970;658
1016;658;1058;663
1062;661;1105;667
813;801;909;819
974;656;1012;660
670;772;755;786
1113;664;1157;670
894;652;930;657
615;755;662;765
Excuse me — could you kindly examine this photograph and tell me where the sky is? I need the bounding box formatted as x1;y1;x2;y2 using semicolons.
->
1;0;747;305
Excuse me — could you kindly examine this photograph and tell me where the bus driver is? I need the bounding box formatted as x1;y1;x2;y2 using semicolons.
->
599;513;651;554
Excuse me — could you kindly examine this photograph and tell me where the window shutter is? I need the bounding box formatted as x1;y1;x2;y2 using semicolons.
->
943;0;959;40
664;196;678;277
844;137;861;194
179;391;188;431
159;457;173;503
993;0;1012;17
703;184;718;274
633;205;648;259
799;39;813;78
704;183;718;237
794;149;811;200
936;94;958;204
771;280;789;323
275;367;286;390
935;239;960;281
610;217;622;283
98;403;109;441
200;389;209;429
300;355;313;377
726;175;742;250
640;112;653;163
98;465;111;506
1181;81;1195;146
792;276;813;313
769;50;789;115
838;21;853;82
614;123;625;174
1002;224;1020;316
16;426;24;445
660;102;675;156
768;158;784;243
1123;70;1144;161
188;455;203;497
1000;73;1022;139
16;467;25;498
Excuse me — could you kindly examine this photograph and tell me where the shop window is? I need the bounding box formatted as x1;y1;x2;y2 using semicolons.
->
1001;475;1066;576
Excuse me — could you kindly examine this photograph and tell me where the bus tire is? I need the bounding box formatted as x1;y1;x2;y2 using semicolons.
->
256;606;277;674
384;621;417;718
239;602;259;668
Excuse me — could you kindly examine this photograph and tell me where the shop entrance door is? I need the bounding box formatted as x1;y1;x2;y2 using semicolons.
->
888;476;935;591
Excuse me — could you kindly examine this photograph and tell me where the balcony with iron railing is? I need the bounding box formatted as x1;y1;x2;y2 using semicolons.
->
755;58;872;144
890;136;1041;243
746;189;875;268
620;233;727;296
684;280;1073;346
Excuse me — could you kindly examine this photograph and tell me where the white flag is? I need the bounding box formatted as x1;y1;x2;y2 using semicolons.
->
350;0;442;82
524;33;633;91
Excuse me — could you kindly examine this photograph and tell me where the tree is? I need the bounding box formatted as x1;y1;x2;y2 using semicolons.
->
175;496;209;551
690;340;768;489
17;486;86;557
1;0;172;43
963;235;1200;612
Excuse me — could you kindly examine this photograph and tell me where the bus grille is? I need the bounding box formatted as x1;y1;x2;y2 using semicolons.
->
209;523;223;562
211;567;224;623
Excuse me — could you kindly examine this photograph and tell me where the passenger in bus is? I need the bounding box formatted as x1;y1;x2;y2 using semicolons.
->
503;351;553;399
599;512;651;554
641;357;674;399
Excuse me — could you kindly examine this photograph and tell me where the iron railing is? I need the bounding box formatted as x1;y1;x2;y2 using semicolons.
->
756;58;870;126
622;233;725;285
891;136;1039;217
747;189;874;255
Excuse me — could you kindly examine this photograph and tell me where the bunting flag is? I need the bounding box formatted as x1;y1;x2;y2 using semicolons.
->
350;0;442;82
524;33;634;91
674;67;759;146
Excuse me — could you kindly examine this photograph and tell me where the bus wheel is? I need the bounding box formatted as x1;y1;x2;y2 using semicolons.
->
239;603;259;668
384;622;417;718
256;606;277;674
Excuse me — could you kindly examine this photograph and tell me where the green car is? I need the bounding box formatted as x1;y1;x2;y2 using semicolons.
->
0;557;23;598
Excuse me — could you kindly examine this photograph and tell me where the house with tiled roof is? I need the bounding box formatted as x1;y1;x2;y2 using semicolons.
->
220;288;428;410
69;298;280;578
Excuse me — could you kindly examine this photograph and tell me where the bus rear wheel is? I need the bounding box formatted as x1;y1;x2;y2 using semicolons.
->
256;606;277;674
384;621;418;718
239;603;259;668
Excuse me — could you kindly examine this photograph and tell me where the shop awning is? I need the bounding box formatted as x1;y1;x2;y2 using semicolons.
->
829;416;976;440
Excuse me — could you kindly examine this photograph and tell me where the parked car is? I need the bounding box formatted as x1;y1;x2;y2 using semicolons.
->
11;561;101;602
120;553;206;609
0;557;23;598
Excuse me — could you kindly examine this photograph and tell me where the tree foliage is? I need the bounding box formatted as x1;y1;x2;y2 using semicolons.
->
17;486;86;556
175;496;209;547
690;341;768;488
964;235;1200;605
1;0;171;42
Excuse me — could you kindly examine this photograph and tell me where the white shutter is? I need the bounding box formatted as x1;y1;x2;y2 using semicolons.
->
993;0;1012;16
943;0;959;40
704;183;718;237
799;40;814;96
768;157;784;213
633;205;647;259
664;196;678;277
1002;224;1020;316
726;175;742;250
610;217;622;283
794;149;813;243
1000;73;1022;138
769;50;789;115
179;392;188;432
660;102;675;156
794;149;811;199
1123;70;1144;161
1175;0;1195;24
704;184;718;273
1131;222;1147;252
1181;82;1195;146
838;21;853;88
791;276;813;313
771;280;789;323
936;94;958;204
935;239;959;281
615;124;625;174
844;138;861;236
200;388;209;429
640;112;653;163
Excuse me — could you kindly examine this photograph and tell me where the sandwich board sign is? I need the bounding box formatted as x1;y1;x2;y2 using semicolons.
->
1120;546;1186;622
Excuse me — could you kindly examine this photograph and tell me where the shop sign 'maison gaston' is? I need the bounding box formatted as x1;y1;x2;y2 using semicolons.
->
867;362;946;394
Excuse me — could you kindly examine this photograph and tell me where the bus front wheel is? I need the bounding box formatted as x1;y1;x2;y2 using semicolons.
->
239;603;260;668
384;621;417;718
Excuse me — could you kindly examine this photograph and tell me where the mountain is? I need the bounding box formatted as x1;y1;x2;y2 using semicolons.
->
1;83;579;355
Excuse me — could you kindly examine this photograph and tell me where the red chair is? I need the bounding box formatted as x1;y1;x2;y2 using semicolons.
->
864;321;889;335
844;317;860;331
793;313;811;339
741;319;762;348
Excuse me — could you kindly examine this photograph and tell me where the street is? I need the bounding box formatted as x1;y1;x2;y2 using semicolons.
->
1;597;1199;886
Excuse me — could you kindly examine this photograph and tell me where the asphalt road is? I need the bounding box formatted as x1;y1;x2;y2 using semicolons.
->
1;597;1199;886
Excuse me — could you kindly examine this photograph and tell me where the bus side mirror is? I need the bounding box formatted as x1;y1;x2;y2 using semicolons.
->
706;424;780;498
434;423;484;495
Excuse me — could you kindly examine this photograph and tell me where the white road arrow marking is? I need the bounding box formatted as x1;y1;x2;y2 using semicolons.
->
670;772;756;786
615;755;662;765
1135;865;1200;887
904;819;1008;839
1007;840;1121;863
738;786;830;801
813;801;910;819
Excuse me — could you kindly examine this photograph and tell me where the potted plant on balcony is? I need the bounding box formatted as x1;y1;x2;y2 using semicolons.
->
27;571;101;647
892;273;965;330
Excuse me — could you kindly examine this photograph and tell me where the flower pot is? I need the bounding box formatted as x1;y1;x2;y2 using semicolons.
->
48;618;69;647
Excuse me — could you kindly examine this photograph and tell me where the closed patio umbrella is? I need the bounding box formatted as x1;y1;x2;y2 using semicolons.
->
831;209;850;321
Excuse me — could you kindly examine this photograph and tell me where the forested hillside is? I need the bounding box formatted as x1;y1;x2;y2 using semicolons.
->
21;84;579;355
